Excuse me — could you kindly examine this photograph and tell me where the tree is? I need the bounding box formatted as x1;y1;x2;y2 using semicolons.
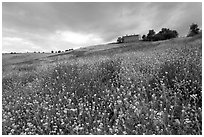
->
117;37;122;43
117;36;124;43
142;35;147;41
153;33;165;41
147;30;155;41
172;30;179;38
187;23;200;37
153;28;178;41
51;51;54;53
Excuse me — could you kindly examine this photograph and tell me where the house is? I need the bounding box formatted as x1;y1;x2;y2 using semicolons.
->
117;34;140;43
123;34;140;43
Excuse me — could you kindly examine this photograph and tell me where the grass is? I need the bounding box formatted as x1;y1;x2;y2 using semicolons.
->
2;36;202;135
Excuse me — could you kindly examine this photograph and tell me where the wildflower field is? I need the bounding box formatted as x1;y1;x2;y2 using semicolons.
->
2;35;202;135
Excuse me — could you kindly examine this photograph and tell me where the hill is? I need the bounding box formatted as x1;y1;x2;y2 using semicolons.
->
2;35;202;135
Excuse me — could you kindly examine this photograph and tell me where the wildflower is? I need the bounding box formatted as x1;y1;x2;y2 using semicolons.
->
70;108;77;112
123;131;127;134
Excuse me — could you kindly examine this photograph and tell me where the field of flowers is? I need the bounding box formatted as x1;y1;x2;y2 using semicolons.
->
2;36;202;135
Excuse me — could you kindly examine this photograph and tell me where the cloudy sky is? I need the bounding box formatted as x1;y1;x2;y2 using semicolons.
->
2;2;202;53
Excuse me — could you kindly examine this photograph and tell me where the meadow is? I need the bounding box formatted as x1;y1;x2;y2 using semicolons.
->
2;35;202;135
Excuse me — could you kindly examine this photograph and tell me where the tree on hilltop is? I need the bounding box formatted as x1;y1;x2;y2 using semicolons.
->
142;35;147;41
146;30;156;41
187;23;200;37
117;36;124;43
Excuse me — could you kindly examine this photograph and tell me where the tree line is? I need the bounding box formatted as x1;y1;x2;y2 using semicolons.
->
142;23;201;41
142;28;178;41
9;49;74;54
116;23;201;43
51;49;73;53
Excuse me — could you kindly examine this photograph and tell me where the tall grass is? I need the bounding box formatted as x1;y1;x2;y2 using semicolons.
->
2;37;202;135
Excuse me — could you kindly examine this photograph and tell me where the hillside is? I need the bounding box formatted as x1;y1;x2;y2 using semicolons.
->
2;35;202;135
2;36;193;67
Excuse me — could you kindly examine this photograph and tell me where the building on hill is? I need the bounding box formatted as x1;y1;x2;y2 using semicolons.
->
117;34;140;43
123;34;140;43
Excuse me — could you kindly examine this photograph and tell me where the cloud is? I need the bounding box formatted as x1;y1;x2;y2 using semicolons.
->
2;2;202;53
3;36;40;53
53;30;104;45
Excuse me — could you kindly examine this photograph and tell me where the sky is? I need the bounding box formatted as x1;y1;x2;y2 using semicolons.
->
2;2;202;53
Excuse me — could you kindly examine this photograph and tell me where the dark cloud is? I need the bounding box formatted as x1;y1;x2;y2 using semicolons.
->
2;2;202;52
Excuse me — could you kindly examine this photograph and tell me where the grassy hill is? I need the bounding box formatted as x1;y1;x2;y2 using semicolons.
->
2;34;202;135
